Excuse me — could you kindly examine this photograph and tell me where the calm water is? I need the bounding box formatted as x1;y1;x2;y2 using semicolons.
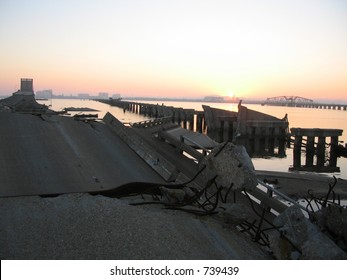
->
40;98;347;179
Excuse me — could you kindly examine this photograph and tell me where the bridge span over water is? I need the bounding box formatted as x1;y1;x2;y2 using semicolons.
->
262;96;347;110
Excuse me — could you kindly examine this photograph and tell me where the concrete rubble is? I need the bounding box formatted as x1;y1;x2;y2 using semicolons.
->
0;95;270;259
313;205;347;251
159;186;187;204
199;142;258;191
0;94;48;113
1;94;347;260
217;203;255;226
268;206;347;259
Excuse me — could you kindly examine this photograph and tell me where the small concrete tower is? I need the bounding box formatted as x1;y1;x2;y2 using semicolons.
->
13;78;34;95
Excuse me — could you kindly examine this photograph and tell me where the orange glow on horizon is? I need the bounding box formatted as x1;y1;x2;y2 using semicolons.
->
0;1;346;101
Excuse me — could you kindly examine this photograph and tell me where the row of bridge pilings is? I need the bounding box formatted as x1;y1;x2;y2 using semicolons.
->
295;103;347;110
98;99;206;132
264;103;347;110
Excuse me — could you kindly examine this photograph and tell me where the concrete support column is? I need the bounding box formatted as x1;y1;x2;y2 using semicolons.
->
305;136;315;167
197;114;203;133
329;136;339;167
316;136;326;167
293;135;302;168
268;127;275;154
182;114;187;129
254;127;261;153
188;115;194;131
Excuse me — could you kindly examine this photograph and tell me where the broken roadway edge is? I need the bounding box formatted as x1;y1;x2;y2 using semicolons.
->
1;110;345;259
0;193;270;260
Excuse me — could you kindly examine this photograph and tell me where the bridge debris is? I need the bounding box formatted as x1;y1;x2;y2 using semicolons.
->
314;205;347;252
103;112;180;182
0;94;48;113
290;128;343;173
268;206;347;259
199;142;258;191
202;103;289;158
73;113;98;121
217;203;254;226
159;187;186;204
1;94;346;259
95;117;347;258
266;176;347;259
64;107;99;112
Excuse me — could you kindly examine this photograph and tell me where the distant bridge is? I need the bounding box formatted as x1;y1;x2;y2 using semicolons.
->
262;96;313;106
262;96;347;111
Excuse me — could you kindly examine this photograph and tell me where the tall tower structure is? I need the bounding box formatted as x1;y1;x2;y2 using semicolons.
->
20;78;34;93
13;78;34;95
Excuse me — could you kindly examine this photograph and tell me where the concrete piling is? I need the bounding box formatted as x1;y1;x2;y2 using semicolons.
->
290;128;343;172
101;99;203;134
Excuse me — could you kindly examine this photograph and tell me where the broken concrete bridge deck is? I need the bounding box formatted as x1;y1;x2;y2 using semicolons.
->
0;111;272;259
0;112;166;197
2;92;346;260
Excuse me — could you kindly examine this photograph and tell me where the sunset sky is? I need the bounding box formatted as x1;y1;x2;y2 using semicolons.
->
0;0;346;100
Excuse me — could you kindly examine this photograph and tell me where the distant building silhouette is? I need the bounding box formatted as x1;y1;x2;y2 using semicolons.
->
98;92;109;99
78;93;90;99
203;95;240;103
112;93;121;99
36;89;52;99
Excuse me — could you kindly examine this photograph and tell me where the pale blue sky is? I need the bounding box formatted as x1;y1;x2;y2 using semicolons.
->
0;0;346;99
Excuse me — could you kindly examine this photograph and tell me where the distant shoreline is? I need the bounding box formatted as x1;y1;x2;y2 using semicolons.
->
1;94;347;105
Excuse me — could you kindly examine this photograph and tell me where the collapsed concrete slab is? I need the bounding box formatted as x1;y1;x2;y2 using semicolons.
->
268;206;347;259
199;142;258;191
217;203;255;226
0;112;164;197
313;204;347;251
